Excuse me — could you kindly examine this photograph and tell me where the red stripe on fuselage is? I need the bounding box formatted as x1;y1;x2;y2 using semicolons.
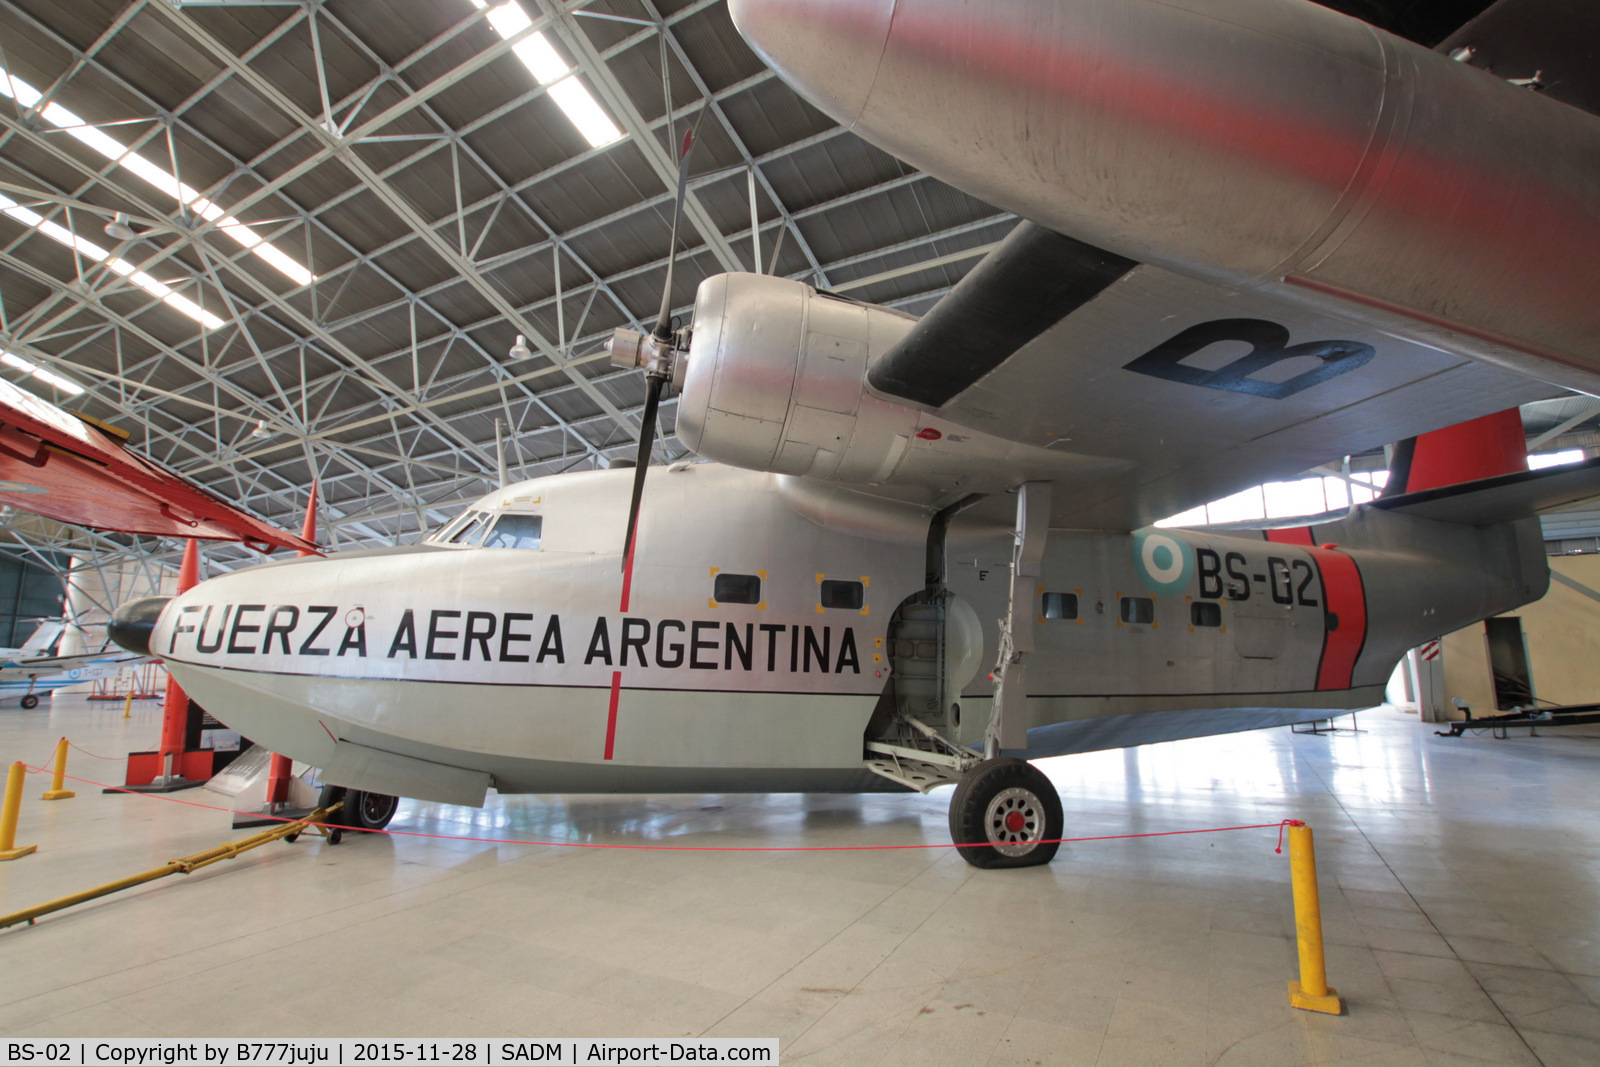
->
603;670;622;760
1262;527;1366;688
608;529;640;759
1308;547;1367;690
620;526;638;613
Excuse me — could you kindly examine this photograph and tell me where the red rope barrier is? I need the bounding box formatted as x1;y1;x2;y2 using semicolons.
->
19;762;1295;854
28;741;132;773
68;740;135;761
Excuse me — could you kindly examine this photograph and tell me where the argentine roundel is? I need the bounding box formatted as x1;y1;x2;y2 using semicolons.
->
1132;529;1194;596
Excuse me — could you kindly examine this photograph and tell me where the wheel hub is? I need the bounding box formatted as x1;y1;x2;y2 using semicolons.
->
357;791;397;827
984;786;1046;856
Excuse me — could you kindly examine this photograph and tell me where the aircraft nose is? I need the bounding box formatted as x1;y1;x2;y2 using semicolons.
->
109;596;170;657
728;0;894;129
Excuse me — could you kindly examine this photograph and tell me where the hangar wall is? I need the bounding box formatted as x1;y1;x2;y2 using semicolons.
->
1438;553;1600;719
56;556;177;694
0;552;67;648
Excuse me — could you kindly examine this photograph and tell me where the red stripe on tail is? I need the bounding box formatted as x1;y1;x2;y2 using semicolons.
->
1265;526;1314;546
1402;408;1527;494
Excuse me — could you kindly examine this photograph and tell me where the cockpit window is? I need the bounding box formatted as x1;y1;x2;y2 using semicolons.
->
481;514;542;550
431;511;476;543
449;513;491;545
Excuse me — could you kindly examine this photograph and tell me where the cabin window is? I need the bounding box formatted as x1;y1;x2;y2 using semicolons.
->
481;514;542;550
819;579;864;610
714;573;762;604
449;512;491;545
1042;592;1078;620
1190;601;1221;628
1120;596;1155;625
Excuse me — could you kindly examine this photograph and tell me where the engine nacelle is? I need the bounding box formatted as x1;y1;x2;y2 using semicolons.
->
677;273;931;482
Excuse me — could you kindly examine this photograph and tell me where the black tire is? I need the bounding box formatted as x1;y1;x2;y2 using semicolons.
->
346;789;399;831
949;757;1063;869
20;694;39;709
315;784;397;832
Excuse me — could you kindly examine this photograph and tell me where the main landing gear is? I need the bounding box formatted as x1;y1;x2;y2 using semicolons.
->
20;693;39;710
316;785;400;841
948;757;1063;869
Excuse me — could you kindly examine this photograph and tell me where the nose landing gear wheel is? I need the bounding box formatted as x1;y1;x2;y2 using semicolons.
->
949;757;1063;869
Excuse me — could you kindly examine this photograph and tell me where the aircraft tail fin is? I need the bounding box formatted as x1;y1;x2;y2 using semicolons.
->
1382;407;1527;497
20;619;65;653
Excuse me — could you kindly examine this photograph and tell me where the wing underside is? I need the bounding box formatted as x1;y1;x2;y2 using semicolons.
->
869;223;1562;529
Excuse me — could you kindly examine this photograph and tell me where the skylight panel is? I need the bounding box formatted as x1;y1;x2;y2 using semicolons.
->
0;350;84;397
468;1;624;148
0;192;226;331
0;67;315;287
1530;449;1585;470
547;78;626;149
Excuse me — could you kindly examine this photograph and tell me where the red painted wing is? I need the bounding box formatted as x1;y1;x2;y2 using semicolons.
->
0;378;318;553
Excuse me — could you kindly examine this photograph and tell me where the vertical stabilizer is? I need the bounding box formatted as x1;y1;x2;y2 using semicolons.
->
20;620;64;654
1384;408;1527;496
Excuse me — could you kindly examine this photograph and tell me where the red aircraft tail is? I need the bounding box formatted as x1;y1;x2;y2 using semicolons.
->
1383;408;1527;496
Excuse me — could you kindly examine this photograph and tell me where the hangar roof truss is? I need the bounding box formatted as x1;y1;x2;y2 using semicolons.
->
0;0;1012;576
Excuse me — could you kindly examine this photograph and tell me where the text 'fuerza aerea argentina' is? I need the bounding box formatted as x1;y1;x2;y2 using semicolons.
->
165;604;865;675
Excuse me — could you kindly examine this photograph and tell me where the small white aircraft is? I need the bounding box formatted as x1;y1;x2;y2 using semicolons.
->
0;620;146;708
110;0;1600;866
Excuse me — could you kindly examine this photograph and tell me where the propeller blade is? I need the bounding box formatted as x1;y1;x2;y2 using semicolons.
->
621;375;664;568
653;113;706;339
626;107;706;569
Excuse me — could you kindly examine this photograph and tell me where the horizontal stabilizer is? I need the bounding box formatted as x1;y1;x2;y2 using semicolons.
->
1370;456;1600;524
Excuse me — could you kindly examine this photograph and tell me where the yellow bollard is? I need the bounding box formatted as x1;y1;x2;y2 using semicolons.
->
0;761;37;860
1286;821;1343;1014
122;692;132;718
41;738;75;801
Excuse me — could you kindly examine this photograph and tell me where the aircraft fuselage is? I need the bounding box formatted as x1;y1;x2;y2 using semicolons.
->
147;463;1545;804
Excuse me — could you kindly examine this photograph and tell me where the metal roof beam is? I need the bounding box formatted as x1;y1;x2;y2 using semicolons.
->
151;2;644;449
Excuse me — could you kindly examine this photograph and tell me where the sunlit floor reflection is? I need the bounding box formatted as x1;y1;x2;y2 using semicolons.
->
6;696;1600;1061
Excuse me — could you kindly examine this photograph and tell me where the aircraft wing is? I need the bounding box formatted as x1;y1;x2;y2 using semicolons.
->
866;223;1563;530
0;377;317;552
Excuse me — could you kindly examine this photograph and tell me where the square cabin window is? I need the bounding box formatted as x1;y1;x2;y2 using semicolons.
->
714;572;762;605
819;579;864;610
1191;601;1222;628
481;514;542;550
1120;596;1155;625
1042;592;1079;620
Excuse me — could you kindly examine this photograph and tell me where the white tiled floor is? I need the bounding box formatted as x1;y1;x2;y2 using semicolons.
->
3;696;1600;1065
